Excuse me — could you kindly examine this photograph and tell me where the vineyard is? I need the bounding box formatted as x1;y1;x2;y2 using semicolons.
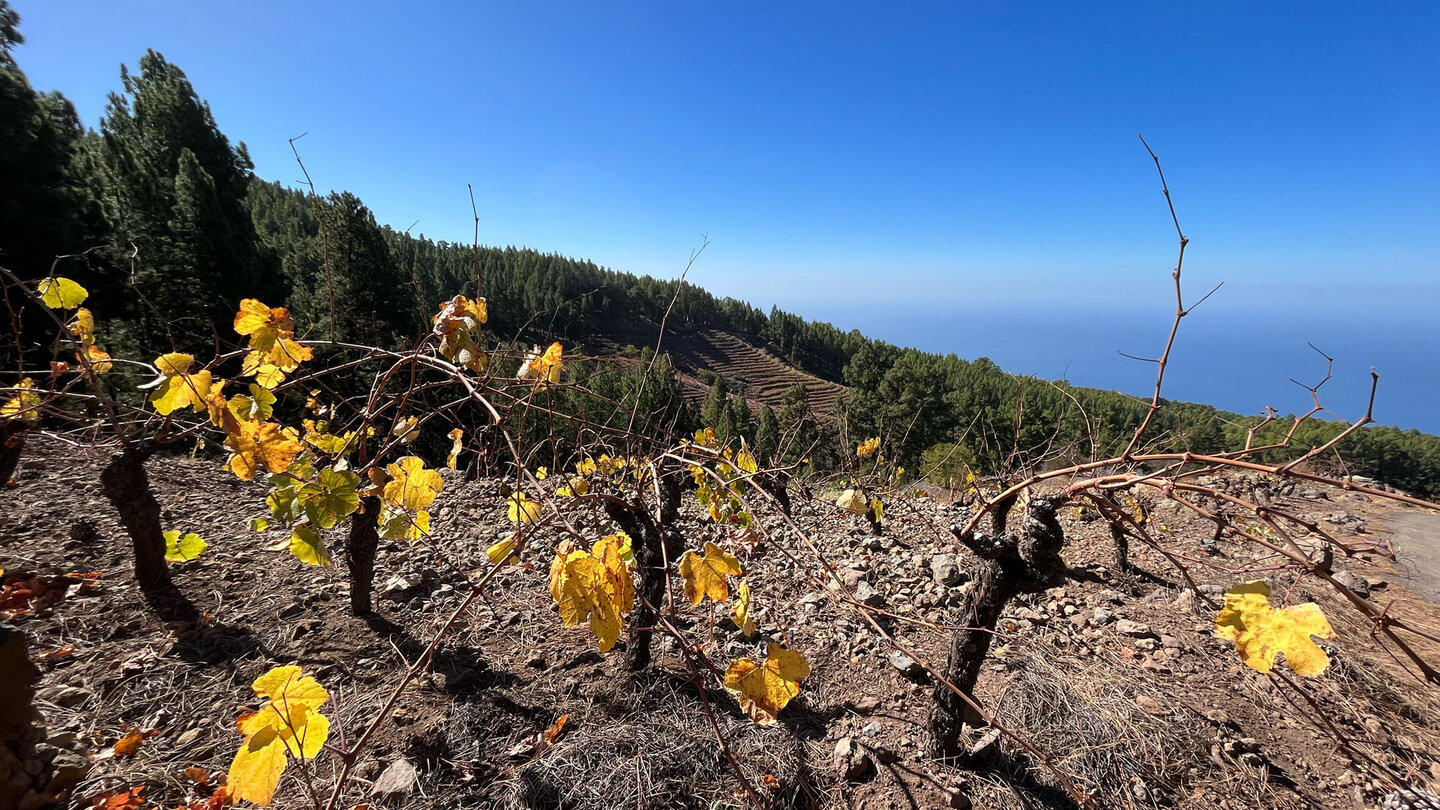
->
5;233;1440;809
2;18;1440;806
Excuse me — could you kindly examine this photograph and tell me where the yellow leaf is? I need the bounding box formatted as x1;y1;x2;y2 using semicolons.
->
548;534;633;652
679;542;743;606
235;299;312;373
1215;580;1336;677
835;489;868;516
36;276;87;309
287;525;331;566
507;491;542;524
1;378;41;420
856;437;880;459
734;579;758;637
148;354;213;415
227;665;330;806
383;456;443;511
517;341;563;383
391;416;420;442
432;295;488;372
79;344;113;373
736;446;758;475
163;530;208;562
556;475;589;497
693;427;718;448
447;428;464;471
724;644;810;725
225;421;302;481
487;533;521;566
535;466;548;480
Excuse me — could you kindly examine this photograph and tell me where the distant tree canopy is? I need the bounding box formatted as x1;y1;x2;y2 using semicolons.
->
1;1;1437;496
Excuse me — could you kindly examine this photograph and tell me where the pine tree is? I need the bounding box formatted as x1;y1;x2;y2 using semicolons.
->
97;50;266;351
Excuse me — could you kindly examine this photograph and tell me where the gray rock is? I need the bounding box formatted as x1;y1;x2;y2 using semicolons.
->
371;758;417;798
1092;607;1116;625
36;685;90;708
889;651;924;678
833;736;875;781
1333;569;1371;598
1115;619;1154;638
854;580;885;607
930;554;963;587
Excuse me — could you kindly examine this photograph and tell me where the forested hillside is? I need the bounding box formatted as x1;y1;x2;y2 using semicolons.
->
3;19;1438;495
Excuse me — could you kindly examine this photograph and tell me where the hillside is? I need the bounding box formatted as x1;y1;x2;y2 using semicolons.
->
5;437;1440;809
587;322;849;417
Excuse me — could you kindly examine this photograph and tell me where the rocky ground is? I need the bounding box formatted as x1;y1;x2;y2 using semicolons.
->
4;435;1440;810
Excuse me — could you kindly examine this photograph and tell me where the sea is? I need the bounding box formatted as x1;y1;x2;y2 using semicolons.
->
804;302;1440;435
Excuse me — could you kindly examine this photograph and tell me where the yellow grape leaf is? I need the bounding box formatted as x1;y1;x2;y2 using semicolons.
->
225;421;302;481
1215;580;1336;677
447;428;464;471
608;531;634;564
36;276;87;309
71;307;95;342
242;356;287;390
163;530;207;562
724;644;810;725
287;525;331;566
432;295;488;372
235;299;313;373
734;579;758;637
679;542;743;606
835;489;868;516
517;341;563;383
548;534;633;652
1;378;41;420
487;533;521;566
534;466;548;480
693;427;718;448
575;457;598;476
856;437;880;458
391;416;420;442
736;446;758;475
79;344;113;374
299;468;360;529
383;456;443;510
148;354;213;415
556;475;589;497
870;497;884;522
507;492;542;524
227;665;330;806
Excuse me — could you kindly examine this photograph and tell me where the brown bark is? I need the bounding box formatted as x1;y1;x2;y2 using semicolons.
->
99;443;173;594
0;421;26;486
603;460;685;671
929;495;1068;760
346;496;382;615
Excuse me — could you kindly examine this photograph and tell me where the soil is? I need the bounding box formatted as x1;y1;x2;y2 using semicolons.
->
1387;513;1440;603
4;436;1440;810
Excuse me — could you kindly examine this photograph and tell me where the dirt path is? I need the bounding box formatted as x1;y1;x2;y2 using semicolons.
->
1387;512;1440;602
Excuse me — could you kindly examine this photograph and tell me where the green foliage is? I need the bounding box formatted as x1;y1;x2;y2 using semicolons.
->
919;442;977;488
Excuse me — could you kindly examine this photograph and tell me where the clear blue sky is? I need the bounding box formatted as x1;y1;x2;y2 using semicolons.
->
13;1;1440;428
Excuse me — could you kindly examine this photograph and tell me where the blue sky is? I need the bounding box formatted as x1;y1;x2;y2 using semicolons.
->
13;1;1440;428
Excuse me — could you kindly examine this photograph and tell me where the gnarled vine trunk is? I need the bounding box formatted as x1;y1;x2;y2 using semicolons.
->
0;421;27;486
929;495;1068;760
100;443;196;621
604;459;685;671
346;496;382;615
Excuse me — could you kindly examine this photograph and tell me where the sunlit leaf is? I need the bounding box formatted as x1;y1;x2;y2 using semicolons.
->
1216;580;1335;677
286;525;330;566
507;491;542;524
724;644;809;725
227;665;329;806
383;456;442;511
679;542;743;606
37;276;87;309
163;530;208;562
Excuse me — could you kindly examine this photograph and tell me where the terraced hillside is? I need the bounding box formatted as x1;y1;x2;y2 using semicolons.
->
588;322;848;417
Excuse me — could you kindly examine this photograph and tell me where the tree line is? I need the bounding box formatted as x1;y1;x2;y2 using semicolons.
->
3;1;1437;496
